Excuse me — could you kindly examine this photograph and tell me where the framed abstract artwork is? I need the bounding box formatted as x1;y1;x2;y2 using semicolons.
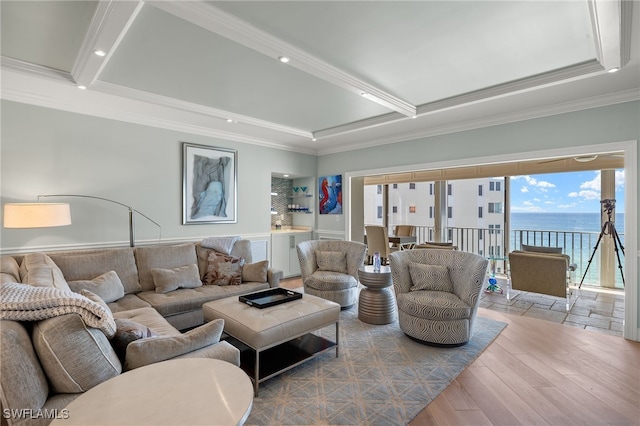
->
318;174;342;214
182;142;237;224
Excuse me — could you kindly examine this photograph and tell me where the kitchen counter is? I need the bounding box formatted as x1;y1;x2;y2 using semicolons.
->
271;227;313;235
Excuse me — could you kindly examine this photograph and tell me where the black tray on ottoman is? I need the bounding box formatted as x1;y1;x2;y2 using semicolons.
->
239;288;302;309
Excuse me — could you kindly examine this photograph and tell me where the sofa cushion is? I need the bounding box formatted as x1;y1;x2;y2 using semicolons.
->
68;270;125;303
113;307;181;337
242;260;269;283
124;318;225;370
135;244;198;292
409;263;454;292
151;263;202;294
107;294;152;313
32;313;122;393
136;282;270;317
203;252;244;286
111;318;156;363
49;248;141;294
397;291;471;320
305;271;358;291
315;251;348;274
19;253;71;291
1;255;20;284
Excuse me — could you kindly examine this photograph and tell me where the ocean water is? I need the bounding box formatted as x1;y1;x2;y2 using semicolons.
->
510;212;625;288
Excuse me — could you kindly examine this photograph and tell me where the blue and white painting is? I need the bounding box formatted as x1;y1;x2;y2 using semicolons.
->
183;142;237;224
319;175;342;215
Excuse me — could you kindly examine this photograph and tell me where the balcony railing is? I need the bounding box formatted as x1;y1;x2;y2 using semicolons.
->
390;224;624;288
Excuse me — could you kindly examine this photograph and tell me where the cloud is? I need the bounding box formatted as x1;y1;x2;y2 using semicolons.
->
568;192;578;198
523;201;533;206
511;205;544;212
577;190;600;200
512;175;555;189
536;181;556;188
520;186;529;193
580;172;601;191
558;203;577;209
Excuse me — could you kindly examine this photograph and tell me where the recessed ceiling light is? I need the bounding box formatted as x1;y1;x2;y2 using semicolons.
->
278;56;290;63
312;137;317;141
94;50;106;57
608;67;619;73
77;85;87;90
283;174;289;177
226;119;235;123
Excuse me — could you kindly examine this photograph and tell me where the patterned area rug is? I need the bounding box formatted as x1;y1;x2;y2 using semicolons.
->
245;307;507;425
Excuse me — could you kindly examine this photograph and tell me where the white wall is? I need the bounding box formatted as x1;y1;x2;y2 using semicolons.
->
0;100;316;251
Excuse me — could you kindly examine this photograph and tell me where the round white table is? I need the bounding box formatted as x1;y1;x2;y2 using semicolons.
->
52;358;253;426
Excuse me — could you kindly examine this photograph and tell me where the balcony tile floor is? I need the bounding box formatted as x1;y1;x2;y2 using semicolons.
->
480;283;625;337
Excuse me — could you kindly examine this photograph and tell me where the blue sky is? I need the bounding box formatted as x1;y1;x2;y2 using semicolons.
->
510;170;625;213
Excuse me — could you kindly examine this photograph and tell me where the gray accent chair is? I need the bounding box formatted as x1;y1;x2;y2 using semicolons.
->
389;249;488;346
296;240;367;309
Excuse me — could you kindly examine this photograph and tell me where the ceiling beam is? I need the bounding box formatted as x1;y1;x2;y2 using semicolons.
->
588;0;628;71
71;0;144;88
149;1;416;117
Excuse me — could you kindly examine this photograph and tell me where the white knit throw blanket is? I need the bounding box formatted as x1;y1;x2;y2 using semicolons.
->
201;236;240;255
0;282;116;338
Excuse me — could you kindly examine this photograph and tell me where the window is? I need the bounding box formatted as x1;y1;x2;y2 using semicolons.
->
447;183;452;196
489;224;502;234
488;202;503;213
429;206;433;219
478;185;483;196
393;184;398;189
409;182;416;189
376;185;382;194
377;206;382;219
490;181;502;191
392;206;398;213
479;229;484;240
478;206;483;218
447;206;452;218
409;205;416;213
496;181;502;191
429;183;433;195
447;229;453;240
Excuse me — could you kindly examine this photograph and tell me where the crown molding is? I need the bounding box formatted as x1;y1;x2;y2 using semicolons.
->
149;1;416;117
72;0;143;87
316;88;640;156
1;56;73;83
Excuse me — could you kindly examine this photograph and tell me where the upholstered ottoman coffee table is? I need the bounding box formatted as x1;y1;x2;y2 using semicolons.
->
203;290;340;396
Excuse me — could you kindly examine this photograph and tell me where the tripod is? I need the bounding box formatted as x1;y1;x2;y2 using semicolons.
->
579;200;625;288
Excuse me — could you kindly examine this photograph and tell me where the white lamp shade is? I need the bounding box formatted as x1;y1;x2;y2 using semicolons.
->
3;203;72;228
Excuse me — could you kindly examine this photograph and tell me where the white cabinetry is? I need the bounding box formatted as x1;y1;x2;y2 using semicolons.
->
271;231;312;278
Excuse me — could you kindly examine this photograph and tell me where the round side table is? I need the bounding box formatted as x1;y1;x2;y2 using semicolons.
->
357;265;397;325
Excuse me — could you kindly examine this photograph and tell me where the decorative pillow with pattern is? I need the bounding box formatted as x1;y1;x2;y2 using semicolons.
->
315;251;348;274
409;263;454;292
204;252;245;286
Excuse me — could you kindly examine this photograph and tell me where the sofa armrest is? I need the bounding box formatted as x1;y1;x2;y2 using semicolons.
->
267;268;283;288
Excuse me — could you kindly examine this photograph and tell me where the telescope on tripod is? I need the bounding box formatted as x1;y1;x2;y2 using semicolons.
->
579;199;625;288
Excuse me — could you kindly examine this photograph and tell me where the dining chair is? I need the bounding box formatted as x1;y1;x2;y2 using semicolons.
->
392;225;416;249
364;225;393;265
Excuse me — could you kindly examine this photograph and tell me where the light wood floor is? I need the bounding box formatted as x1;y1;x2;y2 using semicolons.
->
281;278;640;425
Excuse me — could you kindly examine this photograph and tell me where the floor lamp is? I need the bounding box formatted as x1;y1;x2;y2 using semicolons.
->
35;195;162;247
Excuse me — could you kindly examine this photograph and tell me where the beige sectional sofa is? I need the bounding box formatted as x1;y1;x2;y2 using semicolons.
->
0;239;282;426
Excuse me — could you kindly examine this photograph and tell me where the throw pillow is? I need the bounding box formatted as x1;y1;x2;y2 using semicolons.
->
315;251;348;274
124;318;225;370
79;289;112;315
409;263;454;292
150;264;202;294
68;270;125;303
242;260;269;283
32;313;122;393
203;252;244;286
111;318;156;363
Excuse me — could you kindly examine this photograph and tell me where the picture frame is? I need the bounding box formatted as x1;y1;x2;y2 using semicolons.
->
182;142;237;224
318;174;342;214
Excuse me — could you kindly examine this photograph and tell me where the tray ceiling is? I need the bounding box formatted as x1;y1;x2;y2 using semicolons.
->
1;1;638;155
